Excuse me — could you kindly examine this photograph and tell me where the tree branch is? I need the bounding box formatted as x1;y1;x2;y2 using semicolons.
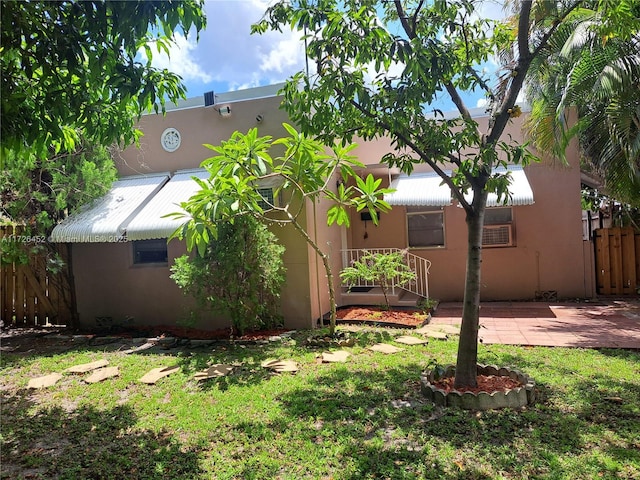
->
394;0;416;39
411;0;426;36
333;84;472;210
467;66;495;102
444;81;474;123
488;0;584;148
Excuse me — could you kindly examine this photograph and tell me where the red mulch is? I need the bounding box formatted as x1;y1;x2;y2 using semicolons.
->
337;306;426;327
432;375;523;395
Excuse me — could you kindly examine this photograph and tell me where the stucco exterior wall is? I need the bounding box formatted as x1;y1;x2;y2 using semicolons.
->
304;179;346;325
116;95;290;176
72;93;317;331
72;240;218;329
70;91;593;331
345;113;593;301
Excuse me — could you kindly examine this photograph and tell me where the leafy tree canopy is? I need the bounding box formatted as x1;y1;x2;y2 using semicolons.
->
525;0;640;207
0;0;206;159
0;141;118;261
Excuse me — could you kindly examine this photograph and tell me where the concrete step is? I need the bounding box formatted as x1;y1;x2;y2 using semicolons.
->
396;291;421;307
340;286;422;307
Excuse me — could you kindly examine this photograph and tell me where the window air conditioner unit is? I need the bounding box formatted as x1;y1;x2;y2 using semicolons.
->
482;224;513;247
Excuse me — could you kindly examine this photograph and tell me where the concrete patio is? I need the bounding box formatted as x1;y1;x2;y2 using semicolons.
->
431;299;640;349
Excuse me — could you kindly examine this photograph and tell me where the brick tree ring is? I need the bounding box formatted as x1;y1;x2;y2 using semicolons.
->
421;364;536;410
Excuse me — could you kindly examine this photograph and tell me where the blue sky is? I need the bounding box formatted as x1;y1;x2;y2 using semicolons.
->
146;0;507;111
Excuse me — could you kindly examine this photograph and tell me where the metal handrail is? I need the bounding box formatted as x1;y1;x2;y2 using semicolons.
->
340;248;431;299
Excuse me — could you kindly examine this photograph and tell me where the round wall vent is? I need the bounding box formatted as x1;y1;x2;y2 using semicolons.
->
161;128;181;152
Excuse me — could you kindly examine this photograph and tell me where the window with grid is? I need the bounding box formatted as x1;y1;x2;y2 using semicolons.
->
407;206;445;248
257;187;275;210
483;207;514;247
132;239;168;265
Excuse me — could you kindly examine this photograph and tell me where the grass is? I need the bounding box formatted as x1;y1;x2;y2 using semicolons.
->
1;329;639;479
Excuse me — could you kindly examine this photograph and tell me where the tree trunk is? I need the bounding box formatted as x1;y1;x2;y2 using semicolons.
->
289;215;337;335
454;190;488;388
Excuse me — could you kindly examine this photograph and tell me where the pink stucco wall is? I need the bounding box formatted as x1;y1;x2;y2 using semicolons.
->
345;113;593;301
71;92;594;331
73;93;318;330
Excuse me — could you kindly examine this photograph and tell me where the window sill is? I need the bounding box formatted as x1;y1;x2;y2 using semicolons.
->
130;262;169;268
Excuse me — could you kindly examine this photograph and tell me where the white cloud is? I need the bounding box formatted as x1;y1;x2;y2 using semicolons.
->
477;98;489;108
258;33;305;74
185;1;305;93
140;33;213;83
474;0;508;21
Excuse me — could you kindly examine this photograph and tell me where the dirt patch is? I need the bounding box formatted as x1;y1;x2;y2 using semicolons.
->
129;325;291;341
0;326;292;355
336;306;428;328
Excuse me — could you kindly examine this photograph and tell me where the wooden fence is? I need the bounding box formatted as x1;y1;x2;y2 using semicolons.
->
1;226;73;327
594;227;640;296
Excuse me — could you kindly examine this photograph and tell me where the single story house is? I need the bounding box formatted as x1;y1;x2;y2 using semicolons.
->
50;84;595;331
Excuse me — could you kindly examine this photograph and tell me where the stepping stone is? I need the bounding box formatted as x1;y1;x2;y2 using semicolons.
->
28;373;63;389
420;330;449;340
122;342;157;354
194;364;234;381
261;359;299;373
321;351;351;363
67;359;109;373
368;343;404;354
394;336;428;345
84;366;119;384
139;366;180;384
416;324;459;335
433;324;460;335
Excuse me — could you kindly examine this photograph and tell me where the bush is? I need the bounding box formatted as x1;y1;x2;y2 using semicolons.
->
171;216;285;334
340;250;416;309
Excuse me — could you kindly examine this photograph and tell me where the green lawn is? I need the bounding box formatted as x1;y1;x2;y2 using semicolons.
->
1;328;638;479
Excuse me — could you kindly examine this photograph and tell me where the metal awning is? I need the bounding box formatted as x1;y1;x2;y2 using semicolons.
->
465;166;535;207
384;166;534;207
126;169;210;241
384;171;452;206
49;173;169;243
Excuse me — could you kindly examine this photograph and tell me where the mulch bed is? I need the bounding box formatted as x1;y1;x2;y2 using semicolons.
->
432;375;523;394
336;306;428;328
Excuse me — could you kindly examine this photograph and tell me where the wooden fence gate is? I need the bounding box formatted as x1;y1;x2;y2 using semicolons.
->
594;227;640;295
1;226;73;327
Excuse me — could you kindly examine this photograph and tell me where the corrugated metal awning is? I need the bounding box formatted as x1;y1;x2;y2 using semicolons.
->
49;173;169;242
384;171;452;206
126;169;210;241
465;166;535;207
384;166;534;207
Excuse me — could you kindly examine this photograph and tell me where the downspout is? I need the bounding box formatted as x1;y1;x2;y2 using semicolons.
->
66;243;79;329
535;250;541;294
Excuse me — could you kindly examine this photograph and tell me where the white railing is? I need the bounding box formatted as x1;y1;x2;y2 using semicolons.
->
340;248;431;299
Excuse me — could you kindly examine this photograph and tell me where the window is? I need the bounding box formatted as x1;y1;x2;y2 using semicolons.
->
483;207;514;247
132;239;168;265
407;206;445;248
257;187;275;210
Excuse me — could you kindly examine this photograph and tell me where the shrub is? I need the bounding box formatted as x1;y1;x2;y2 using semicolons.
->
171;216;285;334
340;250;416;309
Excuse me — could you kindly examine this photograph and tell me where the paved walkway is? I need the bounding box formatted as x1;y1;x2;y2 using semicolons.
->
431;299;640;349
